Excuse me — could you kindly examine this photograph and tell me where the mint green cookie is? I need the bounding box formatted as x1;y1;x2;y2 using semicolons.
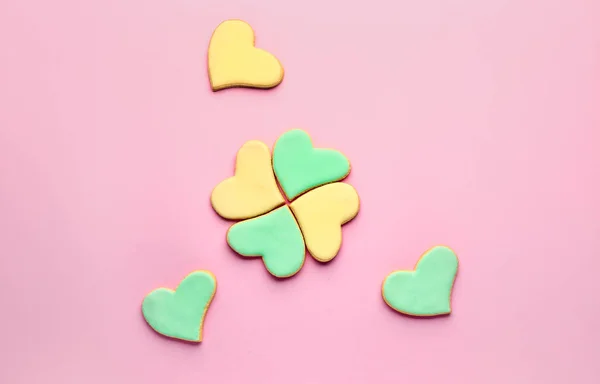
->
142;271;217;342
272;129;350;200
227;206;306;278
382;246;458;316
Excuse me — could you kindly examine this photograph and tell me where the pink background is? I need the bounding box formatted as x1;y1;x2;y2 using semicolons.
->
1;0;599;383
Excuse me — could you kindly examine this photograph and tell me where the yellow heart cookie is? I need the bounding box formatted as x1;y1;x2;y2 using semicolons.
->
290;183;359;262
208;20;284;91
211;140;285;220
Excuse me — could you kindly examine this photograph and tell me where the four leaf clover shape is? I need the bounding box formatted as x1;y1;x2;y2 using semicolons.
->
211;129;360;278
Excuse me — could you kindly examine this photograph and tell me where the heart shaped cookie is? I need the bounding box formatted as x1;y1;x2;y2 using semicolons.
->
211;140;285;220
290;182;359;262
382;246;458;317
142;270;217;342
208;19;284;91
227;206;306;278
273;129;351;200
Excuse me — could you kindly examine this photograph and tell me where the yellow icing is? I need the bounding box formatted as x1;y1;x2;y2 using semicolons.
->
211;140;285;220
290;183;359;262
208;20;284;91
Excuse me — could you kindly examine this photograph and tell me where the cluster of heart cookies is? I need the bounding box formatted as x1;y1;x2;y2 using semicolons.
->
212;129;360;277
141;19;459;344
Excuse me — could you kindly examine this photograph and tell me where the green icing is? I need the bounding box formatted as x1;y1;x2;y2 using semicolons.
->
227;206;305;278
272;129;350;200
382;246;458;316
142;271;216;342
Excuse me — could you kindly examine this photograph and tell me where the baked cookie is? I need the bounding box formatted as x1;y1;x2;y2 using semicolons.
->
382;246;458;316
208;19;284;91
142;270;217;342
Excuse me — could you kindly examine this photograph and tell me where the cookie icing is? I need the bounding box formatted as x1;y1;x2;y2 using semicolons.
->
290;182;359;262
142;270;217;342
211;140;285;220
273;129;350;201
208;20;284;91
227;206;306;278
382;246;458;317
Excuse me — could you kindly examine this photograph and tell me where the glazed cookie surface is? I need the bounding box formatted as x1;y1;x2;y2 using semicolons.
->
142;270;217;342
227;206;306;278
211;140;285;220
273;129;350;201
208;20;284;91
382;246;458;316
290;182;359;262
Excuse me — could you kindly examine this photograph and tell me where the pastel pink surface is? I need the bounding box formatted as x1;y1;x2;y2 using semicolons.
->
1;0;599;383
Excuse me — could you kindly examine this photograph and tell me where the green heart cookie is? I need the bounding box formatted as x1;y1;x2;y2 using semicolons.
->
382;246;458;316
142;270;217;342
273;129;351;200
227;206;306;278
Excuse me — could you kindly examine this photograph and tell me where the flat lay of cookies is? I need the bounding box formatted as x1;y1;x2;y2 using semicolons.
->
1;1;599;383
